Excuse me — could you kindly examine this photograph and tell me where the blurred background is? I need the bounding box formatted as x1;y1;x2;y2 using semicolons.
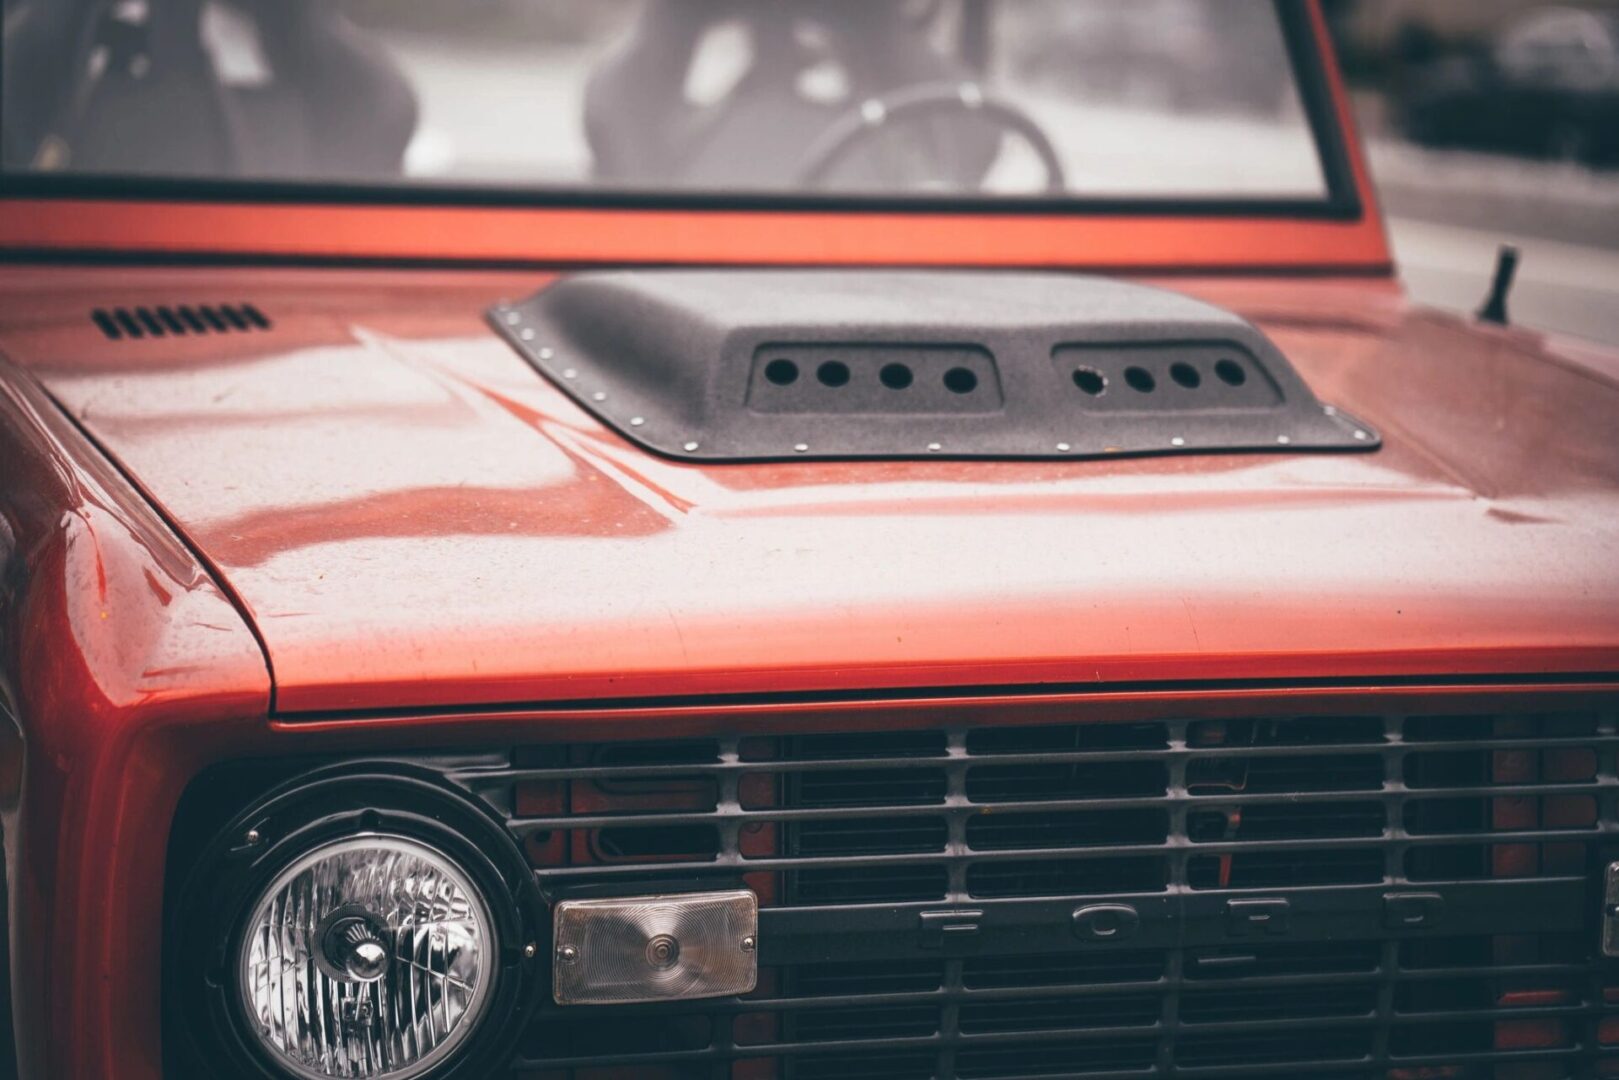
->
7;0;1618;344
1325;0;1619;344
339;0;1619;346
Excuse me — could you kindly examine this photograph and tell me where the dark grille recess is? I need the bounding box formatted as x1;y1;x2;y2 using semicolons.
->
449;707;1619;1078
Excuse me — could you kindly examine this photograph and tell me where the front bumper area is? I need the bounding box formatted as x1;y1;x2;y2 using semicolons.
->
139;685;1619;1080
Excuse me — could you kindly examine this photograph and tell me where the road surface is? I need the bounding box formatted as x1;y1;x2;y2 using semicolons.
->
1391;216;1619;347
1370;135;1619;347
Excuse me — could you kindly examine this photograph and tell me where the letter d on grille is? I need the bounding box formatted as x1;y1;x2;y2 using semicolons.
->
552;890;758;1005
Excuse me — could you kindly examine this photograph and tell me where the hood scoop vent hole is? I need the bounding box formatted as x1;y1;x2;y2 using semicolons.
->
91;303;271;341
749;345;1004;415
490;270;1378;462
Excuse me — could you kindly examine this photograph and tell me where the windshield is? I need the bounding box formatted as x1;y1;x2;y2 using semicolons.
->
2;0;1332;204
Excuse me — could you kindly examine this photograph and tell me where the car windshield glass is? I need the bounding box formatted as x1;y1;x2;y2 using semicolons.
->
2;0;1331;204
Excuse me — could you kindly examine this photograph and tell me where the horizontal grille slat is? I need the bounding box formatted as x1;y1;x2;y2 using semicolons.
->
963;950;1165;989
496;957;1610;1022
958;994;1162;1032
515;822;1617;881
453;703;1619;1078
456;731;1619;787
503;780;1619;832
1180;983;1379;1022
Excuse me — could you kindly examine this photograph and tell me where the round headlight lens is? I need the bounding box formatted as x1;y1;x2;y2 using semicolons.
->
237;835;497;1079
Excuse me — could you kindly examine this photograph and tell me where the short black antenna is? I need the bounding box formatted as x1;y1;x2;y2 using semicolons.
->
1477;244;1519;326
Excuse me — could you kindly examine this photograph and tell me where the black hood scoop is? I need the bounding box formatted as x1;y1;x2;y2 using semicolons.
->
489;271;1378;462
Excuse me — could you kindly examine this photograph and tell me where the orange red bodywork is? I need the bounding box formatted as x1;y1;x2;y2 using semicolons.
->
0;4;1615;1079
5;267;1619;720
2;262;1618;1079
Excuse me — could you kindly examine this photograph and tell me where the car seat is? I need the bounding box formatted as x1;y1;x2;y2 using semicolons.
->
4;0;416;180
583;0;998;190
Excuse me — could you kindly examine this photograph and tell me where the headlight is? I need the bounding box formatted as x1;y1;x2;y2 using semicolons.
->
237;834;498;1080
169;768;542;1080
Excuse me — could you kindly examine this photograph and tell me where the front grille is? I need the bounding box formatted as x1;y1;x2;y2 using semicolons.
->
448;706;1619;1078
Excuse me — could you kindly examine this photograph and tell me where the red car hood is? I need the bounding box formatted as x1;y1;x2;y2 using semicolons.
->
4;267;1618;714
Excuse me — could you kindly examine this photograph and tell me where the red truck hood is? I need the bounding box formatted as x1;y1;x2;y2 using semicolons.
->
4;267;1618;714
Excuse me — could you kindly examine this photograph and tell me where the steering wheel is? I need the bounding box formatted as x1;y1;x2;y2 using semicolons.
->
794;82;1068;193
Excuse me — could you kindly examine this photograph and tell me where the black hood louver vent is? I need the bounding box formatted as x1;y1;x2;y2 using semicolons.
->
90;303;271;341
490;270;1379;462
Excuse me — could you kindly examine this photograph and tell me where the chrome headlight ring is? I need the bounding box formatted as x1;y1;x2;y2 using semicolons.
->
167;766;544;1080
